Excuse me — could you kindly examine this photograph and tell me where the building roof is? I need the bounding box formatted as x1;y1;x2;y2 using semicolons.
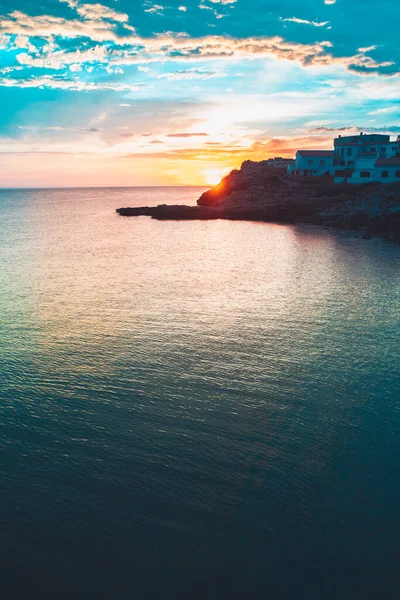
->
297;150;335;157
375;157;400;167
335;135;391;147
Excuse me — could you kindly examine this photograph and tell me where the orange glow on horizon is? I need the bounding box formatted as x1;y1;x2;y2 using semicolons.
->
202;167;231;186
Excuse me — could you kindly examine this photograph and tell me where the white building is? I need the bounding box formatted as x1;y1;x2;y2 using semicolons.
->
290;150;335;176
288;133;400;183
347;153;378;184
343;156;400;184
333;133;398;168
374;157;400;182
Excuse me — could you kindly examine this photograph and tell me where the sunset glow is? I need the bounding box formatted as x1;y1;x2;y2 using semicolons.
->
0;0;399;187
202;168;231;186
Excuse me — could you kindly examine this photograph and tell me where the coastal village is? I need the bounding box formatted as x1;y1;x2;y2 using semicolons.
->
118;130;400;242
267;133;400;184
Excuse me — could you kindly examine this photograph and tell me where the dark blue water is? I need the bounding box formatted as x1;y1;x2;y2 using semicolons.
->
1;187;400;599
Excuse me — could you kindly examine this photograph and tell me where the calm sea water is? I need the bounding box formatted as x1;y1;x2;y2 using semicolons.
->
1;187;400;599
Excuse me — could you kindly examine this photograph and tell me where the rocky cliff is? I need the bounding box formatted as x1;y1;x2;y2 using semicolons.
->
196;160;400;241
117;160;400;242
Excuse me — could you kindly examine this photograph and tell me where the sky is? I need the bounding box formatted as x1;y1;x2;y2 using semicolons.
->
0;0;399;187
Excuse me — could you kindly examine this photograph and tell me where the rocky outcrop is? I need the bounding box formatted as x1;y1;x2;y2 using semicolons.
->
117;160;400;242
117;205;220;219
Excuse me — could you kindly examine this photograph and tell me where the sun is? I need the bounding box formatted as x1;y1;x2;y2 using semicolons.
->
202;167;230;186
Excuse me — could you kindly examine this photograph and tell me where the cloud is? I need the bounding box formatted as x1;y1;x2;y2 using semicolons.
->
0;0;398;92
158;68;220;80
324;0;336;4
0;34;10;48
251;135;333;153
367;106;399;115
144;4;164;15
308;126;359;133
120;135;332;162
358;45;377;53
16;44;109;69
19;125;101;132
0;74;149;92
14;34;37;53
61;0;129;23
96;36;394;75
0;65;23;74
0;1;134;44
309;125;400;133
0;11;117;42
281;17;329;27
166;132;209;137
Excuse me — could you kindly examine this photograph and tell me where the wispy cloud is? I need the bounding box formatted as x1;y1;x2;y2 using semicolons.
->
281;17;329;28
19;125;101;132
309;125;400;133
0;74;149;92
61;0;130;23
158;68;221;80
144;4;164;15
367;106;399;115
358;45;377;53
167;132;209;138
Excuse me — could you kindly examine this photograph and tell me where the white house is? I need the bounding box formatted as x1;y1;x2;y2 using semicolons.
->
347;153;378;184
333;133;396;167
345;156;400;184
290;150;335;176
374;157;400;182
287;133;400;182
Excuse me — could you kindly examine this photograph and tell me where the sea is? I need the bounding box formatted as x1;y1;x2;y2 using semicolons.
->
0;187;399;599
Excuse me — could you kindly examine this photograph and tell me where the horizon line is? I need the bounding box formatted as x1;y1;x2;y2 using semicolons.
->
0;185;210;191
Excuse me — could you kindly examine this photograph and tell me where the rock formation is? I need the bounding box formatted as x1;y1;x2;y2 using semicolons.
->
117;160;400;242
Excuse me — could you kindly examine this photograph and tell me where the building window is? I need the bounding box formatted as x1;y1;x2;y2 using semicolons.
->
320;160;325;165
308;160;313;164
381;170;389;178
360;171;371;178
346;148;352;156
340;148;345;156
370;147;376;153
348;161;354;166
395;171;400;178
380;147;387;153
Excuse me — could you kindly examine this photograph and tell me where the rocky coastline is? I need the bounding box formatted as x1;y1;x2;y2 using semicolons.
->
116;160;400;242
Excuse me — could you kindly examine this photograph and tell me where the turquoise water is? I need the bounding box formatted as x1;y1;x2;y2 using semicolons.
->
1;187;400;599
